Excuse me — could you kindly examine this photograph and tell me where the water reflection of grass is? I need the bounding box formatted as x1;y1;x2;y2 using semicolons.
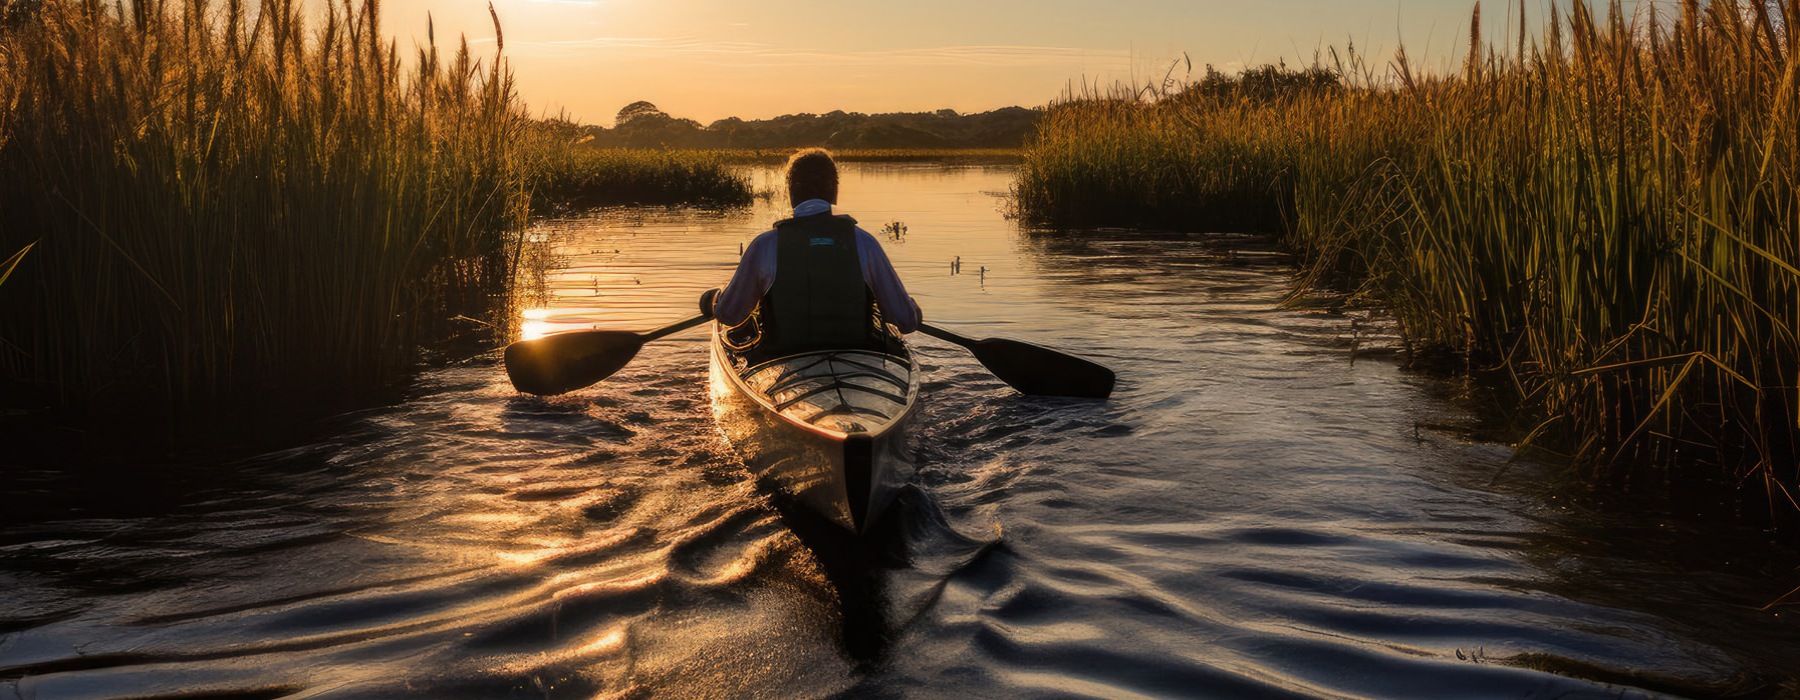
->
1018;2;1798;515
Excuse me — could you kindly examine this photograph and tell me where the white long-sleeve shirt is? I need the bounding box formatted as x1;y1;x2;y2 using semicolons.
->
715;199;921;333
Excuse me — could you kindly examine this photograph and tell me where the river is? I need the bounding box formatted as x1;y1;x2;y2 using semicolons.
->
2;163;1796;698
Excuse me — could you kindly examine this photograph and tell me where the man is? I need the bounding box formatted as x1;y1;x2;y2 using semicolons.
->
710;149;921;355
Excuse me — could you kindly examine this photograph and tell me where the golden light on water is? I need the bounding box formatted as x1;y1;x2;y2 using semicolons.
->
495;528;638;566
518;307;618;342
520;308;554;342
575;626;629;656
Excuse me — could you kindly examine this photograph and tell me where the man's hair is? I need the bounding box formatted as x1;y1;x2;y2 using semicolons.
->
786;148;839;206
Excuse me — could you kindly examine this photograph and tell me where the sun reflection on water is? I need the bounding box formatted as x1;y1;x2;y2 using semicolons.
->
519;308;555;341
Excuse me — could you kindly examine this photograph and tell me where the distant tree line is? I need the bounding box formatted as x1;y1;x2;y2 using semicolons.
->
553;102;1042;150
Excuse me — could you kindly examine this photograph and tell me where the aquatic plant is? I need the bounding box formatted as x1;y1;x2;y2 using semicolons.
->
1014;92;1295;232
1018;0;1799;515
0;0;531;431
525;138;753;210
0;242;32;288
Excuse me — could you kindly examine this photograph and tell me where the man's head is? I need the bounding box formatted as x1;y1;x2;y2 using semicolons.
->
786;148;839;207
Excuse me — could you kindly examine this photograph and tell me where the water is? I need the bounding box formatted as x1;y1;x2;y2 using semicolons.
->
3;163;1797;698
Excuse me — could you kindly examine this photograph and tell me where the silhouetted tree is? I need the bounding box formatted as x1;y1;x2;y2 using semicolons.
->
615;100;666;127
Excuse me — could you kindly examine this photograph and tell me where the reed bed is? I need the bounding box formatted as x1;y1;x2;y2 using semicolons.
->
527;144;752;210
523;146;1023;211
1018;0;1799;510
712;148;1025;165
1016;92;1311;232
0;0;532;430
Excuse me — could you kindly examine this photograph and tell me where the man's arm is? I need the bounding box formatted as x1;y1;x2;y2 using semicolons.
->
856;229;921;333
715;232;777;326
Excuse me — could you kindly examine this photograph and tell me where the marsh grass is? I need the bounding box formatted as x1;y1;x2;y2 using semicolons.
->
0;0;531;432
1019;0;1799;510
689;148;1024;165
521;145;1021;211
1016;95;1302;231
754;148;1024;164
527;143;752;210
0;243;32;288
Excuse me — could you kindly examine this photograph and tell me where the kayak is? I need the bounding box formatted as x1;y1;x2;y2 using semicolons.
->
708;321;920;534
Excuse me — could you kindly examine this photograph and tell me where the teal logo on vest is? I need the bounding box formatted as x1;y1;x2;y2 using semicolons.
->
809;237;837;246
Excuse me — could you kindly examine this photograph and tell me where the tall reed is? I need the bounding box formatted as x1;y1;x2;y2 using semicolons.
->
526;142;753;210
1015;90;1294;232
0;0;532;430
1018;1;1799;511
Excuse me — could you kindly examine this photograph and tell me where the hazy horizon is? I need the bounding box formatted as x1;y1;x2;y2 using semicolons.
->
374;0;1631;125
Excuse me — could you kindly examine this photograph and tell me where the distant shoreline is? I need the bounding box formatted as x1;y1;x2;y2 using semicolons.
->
708;148;1024;165
550;105;1040;152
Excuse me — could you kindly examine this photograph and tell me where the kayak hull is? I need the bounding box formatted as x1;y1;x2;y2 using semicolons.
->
708;324;919;533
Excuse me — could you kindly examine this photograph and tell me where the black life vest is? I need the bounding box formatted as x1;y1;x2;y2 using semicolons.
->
757;212;876;355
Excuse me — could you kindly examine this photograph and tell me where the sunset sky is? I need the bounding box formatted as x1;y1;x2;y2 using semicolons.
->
376;1;1596;125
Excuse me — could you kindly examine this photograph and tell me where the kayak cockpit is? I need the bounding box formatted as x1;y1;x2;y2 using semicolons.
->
742;350;913;436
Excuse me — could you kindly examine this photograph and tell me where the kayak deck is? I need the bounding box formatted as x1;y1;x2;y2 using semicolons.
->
740;350;912;436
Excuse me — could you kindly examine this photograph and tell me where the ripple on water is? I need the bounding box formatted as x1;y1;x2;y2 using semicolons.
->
4;165;1797;698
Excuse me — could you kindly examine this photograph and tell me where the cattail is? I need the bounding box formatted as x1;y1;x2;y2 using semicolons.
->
1467;1;1483;82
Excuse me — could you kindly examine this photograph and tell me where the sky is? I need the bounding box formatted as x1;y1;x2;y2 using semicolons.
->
372;0;1600;125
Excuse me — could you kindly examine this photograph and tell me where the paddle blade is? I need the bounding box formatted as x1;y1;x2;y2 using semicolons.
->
503;330;646;396
969;338;1115;399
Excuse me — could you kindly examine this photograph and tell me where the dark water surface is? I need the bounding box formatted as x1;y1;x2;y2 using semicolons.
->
4;164;1798;699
